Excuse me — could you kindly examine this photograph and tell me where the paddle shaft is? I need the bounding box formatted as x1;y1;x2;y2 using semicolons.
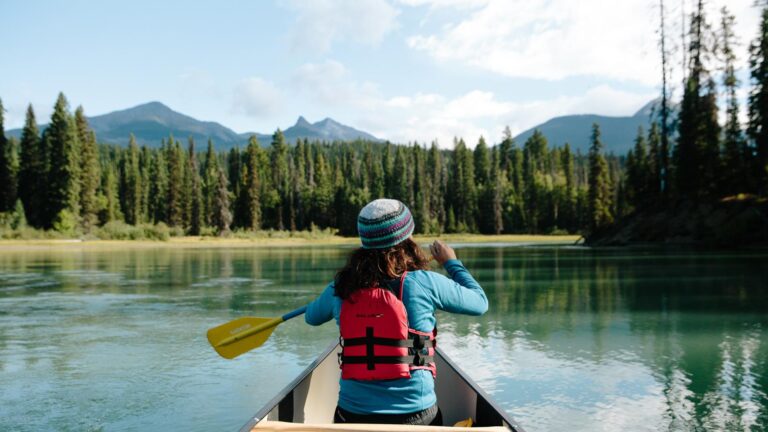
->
215;305;307;347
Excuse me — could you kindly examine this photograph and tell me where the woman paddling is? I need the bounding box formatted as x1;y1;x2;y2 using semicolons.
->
305;198;488;425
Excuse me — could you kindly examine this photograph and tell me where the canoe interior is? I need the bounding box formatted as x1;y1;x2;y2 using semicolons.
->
241;342;525;432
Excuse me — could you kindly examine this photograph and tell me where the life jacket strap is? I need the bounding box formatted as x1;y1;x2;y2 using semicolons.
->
340;355;435;366
342;336;435;348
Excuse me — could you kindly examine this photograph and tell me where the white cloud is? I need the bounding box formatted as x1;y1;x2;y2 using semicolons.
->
287;60;653;148
405;0;761;85
231;77;283;117
283;0;400;52
365;86;654;147
291;60;382;109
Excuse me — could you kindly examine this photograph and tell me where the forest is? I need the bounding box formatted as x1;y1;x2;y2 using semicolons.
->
0;2;766;240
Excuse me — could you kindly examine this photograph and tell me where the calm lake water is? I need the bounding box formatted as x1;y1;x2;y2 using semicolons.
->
0;244;767;432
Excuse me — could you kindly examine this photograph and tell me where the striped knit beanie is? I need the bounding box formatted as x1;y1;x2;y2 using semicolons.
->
357;199;415;249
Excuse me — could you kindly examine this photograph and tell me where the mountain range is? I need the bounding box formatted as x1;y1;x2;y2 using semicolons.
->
7;101;380;149
514;99;669;154
7;100;664;154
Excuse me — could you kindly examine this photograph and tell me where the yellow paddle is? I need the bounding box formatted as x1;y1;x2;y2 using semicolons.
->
207;306;307;359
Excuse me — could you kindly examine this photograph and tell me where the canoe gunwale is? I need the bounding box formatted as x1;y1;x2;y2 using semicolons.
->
435;346;525;431
240;341;525;432
239;342;340;432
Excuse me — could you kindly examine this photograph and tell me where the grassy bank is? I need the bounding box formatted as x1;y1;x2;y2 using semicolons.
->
0;233;580;251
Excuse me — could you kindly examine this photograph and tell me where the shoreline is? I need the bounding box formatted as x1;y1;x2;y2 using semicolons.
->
0;234;580;251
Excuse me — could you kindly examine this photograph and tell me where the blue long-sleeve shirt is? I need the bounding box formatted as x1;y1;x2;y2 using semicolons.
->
305;259;488;414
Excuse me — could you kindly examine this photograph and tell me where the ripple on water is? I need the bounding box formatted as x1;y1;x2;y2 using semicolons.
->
190;277;271;288
0;272;59;292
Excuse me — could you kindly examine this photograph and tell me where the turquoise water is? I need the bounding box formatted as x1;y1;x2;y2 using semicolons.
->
0;245;766;431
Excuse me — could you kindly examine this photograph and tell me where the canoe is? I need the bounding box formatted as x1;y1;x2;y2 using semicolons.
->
241;342;526;432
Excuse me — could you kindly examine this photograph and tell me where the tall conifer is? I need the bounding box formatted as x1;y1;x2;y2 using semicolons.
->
18;105;44;227
75;106;100;230
44;93;81;228
0;98;18;212
588;124;613;231
749;4;768;194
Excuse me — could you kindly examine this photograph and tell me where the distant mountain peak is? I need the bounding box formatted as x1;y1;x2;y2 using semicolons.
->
295;116;311;128
7;102;381;149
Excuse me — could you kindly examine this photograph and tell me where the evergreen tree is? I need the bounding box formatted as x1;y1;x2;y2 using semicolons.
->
99;164;123;224
166;137;185;227
588;124;613;231
474;136;491;187
427;142;445;233
139;146;151;223
18;105;45;227
523;131;548;232
720;7;747;195
241;136;262;230
676;0;720;199
312;151;334;228
187;138;203;234
647;122;662;200
560;143;576;232
227;146;241;200
44;93;81;228
392;145;410;204
626;127;650;209
75;106;100;230
270;129;289;230
0;98;18;212
749;4;768;194
121;135;142;225
149;149;169;223
658;0;672;198
202;139;219;227
211;167;232;235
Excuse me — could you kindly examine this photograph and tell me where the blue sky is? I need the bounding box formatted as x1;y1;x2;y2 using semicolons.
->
0;0;760;146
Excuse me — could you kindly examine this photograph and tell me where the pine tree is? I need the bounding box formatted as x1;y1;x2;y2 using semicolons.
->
202;139;219;227
647;122;662;200
588;124;613;231
18;105;44;227
186;138;203;234
121;135;142;225
626;127;650;209
75;106;100;231
676;0;720;199
0;98;18;212
312;151;334;228
212;167;232;235
241;136;262;230
270;129;289;230
166;137;185;227
474;136;491;187
658;0;672;198
99;164;122;224
139;146;151;223
523;131;548;233
427;142;445;233
44;93;81;229
392;145;410;204
560;143;576;232
749;4;768;194
149;148;169;223
720;6;747;195
475;137;495;234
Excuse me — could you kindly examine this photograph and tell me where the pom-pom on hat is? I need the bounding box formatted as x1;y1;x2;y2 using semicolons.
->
357;199;415;249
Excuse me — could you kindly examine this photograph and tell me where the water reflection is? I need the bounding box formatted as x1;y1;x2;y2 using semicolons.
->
0;246;766;431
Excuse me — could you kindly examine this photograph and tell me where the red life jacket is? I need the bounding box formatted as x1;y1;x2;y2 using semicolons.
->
339;271;437;381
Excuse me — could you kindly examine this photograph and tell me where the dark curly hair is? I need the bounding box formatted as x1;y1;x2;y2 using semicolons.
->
334;238;430;300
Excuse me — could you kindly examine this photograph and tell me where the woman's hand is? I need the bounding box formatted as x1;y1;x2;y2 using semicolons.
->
429;240;456;265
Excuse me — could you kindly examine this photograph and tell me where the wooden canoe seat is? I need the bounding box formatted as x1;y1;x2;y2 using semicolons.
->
252;420;511;432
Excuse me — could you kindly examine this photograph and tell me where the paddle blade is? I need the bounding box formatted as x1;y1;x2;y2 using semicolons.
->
207;317;277;359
